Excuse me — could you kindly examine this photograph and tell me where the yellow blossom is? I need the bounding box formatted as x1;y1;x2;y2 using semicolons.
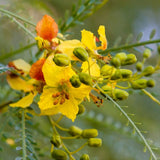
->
81;25;107;52
56;40;85;60
7;59;38;108
38;55;91;121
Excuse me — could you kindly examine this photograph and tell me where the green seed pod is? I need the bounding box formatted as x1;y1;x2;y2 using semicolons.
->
147;79;155;88
122;54;137;65
136;62;143;72
79;72;92;86
88;138;102;147
111;57;121;68
70;75;81;88
68;126;82;136
131;79;147;89
120;69;132;78
53;54;70;66
100;65;116;76
78;104;85;115
80;154;90;160
51;135;62;148
143;48;151;58
73;47;89;61
142;66;155;76
51;150;67;160
114;89;129;100
82;129;98;138
115;52;127;62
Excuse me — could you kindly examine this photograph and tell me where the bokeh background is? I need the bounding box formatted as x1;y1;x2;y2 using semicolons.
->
0;0;160;160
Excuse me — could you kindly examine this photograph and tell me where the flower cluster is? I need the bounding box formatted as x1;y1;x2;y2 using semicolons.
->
7;15;157;122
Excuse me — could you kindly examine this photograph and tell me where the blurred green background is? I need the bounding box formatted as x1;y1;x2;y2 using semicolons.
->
0;0;160;160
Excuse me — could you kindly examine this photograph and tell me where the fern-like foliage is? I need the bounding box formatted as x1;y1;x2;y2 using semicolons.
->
58;0;108;34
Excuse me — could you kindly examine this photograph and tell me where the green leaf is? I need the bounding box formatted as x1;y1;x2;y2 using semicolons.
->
149;29;156;40
136;32;143;42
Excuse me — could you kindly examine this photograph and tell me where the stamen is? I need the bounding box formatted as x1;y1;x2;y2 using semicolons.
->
65;93;70;100
53;99;59;105
60;97;65;105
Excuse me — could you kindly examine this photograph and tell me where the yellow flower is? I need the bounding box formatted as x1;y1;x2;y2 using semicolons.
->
81;25;107;52
56;40;84;60
7;59;38;108
38;55;91;121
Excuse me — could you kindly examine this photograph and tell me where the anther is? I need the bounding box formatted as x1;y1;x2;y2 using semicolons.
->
53;99;59;105
60;97;65;105
65;93;70;100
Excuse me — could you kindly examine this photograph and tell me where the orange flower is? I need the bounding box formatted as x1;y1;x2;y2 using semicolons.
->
36;15;58;41
29;58;46;81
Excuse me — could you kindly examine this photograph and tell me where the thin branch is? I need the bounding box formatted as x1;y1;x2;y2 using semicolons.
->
99;39;160;54
96;85;157;160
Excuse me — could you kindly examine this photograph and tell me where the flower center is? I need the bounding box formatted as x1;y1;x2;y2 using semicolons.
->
52;79;70;105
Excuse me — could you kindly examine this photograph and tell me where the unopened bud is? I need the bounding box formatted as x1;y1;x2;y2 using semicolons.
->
143;49;151;58
88;138;102;147
120;69;132;78
100;65;116;76
51;150;67;160
70;75;81;88
115;52;127;62
82;129;98;138
114;89;129;100
78;104;85;115
68;126;82;136
102;85;112;92
73;47;89;61
131;79;147;89
80;154;90;160
53;54;70;66
142;66;155;76
147;79;155;88
51;135;62;148
136;62;143;71
79;72;92;86
122;54;137;65
111;57;121;68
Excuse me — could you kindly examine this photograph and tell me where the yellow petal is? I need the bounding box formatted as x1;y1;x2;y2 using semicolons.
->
56;40;84;60
70;84;91;102
97;25;107;50
81;58;100;77
13;59;31;74
10;92;37;108
81;29;97;51
42;55;75;87
38;87;78;121
7;75;34;92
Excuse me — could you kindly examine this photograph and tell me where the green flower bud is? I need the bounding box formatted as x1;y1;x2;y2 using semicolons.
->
100;65;116;76
142;66;155;76
114;89;129;100
120;69;132;78
88;138;102;147
101;85;112;92
73;47;89;61
78;104;85;115
80;154;90;160
70;75;81;88
51;135;62;148
147;79;155;88
82;129;98;138
79;72;92;86
122;54;137;65
131;79;147;89
115;52;127;62
136;62;143;71
111;57;121;68
68;126;82;136
143;49;151;58
51;150;67;160
111;69;132;80
53;54;70;66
